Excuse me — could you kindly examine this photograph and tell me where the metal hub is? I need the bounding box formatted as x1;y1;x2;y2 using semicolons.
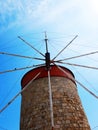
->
45;52;50;70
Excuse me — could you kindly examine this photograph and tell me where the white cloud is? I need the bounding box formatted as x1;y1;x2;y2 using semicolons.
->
0;0;98;34
77;0;98;28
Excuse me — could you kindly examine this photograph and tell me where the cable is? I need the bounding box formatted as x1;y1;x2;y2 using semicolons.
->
0;126;7;130
0;37;17;50
72;66;98;93
52;35;78;61
0;71;42;114
0;68;26;108
55;64;98;99
92;126;98;130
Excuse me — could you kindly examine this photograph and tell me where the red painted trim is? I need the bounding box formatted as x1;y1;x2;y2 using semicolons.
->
21;65;75;88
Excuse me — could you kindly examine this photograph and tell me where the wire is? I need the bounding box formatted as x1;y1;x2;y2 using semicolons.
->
0;71;42;114
55;64;98;99
19;32;43;38
52;35;78;61
0;37;17;50
92;126;98;130
0;68;25;108
0;126;7;130
72;66;98;93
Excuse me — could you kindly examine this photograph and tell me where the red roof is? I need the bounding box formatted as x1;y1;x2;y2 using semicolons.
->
21;65;75;88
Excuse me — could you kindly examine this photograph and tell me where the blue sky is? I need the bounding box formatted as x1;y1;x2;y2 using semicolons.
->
0;0;98;130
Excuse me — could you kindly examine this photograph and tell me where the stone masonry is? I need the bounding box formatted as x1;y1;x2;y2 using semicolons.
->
20;76;90;130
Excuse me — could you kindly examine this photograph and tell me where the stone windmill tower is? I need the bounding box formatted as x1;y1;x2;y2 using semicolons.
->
1;33;98;129
20;34;91;130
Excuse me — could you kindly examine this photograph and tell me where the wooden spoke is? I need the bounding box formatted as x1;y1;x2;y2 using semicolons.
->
48;70;54;128
56;51;98;61
18;36;45;57
0;64;45;74
55;61;98;70
0;51;45;61
0;71;42;114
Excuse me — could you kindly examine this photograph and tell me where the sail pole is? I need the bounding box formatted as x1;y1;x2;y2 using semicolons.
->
44;32;54;129
48;70;54;129
45;31;48;53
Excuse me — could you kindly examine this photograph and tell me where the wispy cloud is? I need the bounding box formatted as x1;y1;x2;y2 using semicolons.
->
0;0;98;34
0;0;40;30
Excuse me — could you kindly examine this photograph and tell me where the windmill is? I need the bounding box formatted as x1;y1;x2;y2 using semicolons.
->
0;32;98;130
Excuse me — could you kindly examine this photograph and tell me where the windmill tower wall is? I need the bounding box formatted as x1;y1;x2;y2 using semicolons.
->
20;65;90;130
